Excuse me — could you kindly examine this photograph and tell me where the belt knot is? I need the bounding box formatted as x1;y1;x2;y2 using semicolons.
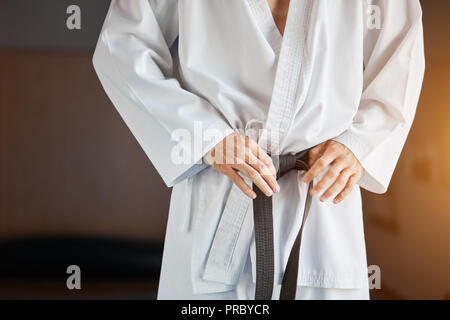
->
275;149;311;180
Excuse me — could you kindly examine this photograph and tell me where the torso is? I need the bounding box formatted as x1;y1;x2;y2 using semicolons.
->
160;0;370;293
267;0;290;35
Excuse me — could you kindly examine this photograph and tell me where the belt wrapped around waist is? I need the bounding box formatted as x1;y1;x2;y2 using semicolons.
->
253;148;313;300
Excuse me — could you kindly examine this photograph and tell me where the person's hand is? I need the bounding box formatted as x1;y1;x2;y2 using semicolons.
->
204;132;280;199
301;140;363;204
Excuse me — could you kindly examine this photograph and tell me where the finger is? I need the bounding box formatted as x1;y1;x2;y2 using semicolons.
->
246;148;275;177
319;168;352;202
249;140;277;176
212;134;232;165
231;134;246;165
246;151;280;193
310;159;346;197
226;169;257;199
308;143;326;167
302;147;339;184
246;155;280;193
244;150;280;192
235;163;274;197
217;133;244;165
333;173;359;204
204;147;215;165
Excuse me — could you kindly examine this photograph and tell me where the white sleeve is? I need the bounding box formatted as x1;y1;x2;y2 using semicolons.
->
331;0;425;193
92;0;232;187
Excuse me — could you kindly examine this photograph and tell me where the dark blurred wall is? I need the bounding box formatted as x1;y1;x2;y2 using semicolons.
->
0;0;171;242
363;0;450;299
0;0;449;299
0;0;110;50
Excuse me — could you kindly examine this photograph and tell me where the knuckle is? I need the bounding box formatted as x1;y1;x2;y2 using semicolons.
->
316;182;326;189
248;171;259;180
256;165;266;175
316;159;326;167
231;157;241;166
266;177;277;187
247;154;257;165
260;166;272;176
255;158;264;168
345;156;353;164
263;156;272;166
347;153;357;162
337;175;347;184
217;164;228;172
328;144;339;153
344;168;354;177
328;168;340;177
349;175;358;184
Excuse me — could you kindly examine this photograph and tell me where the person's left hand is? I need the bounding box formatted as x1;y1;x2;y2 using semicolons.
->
301;140;363;204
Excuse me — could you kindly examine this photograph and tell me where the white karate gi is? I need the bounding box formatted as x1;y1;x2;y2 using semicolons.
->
93;0;425;300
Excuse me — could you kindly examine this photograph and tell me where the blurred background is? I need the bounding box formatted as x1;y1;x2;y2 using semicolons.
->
0;0;448;299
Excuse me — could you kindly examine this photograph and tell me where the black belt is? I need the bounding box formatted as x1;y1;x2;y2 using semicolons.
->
252;148;313;300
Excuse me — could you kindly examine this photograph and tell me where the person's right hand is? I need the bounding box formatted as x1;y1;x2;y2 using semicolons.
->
204;132;280;199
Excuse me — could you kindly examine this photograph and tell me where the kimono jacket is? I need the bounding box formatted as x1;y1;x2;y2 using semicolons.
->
93;0;425;295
